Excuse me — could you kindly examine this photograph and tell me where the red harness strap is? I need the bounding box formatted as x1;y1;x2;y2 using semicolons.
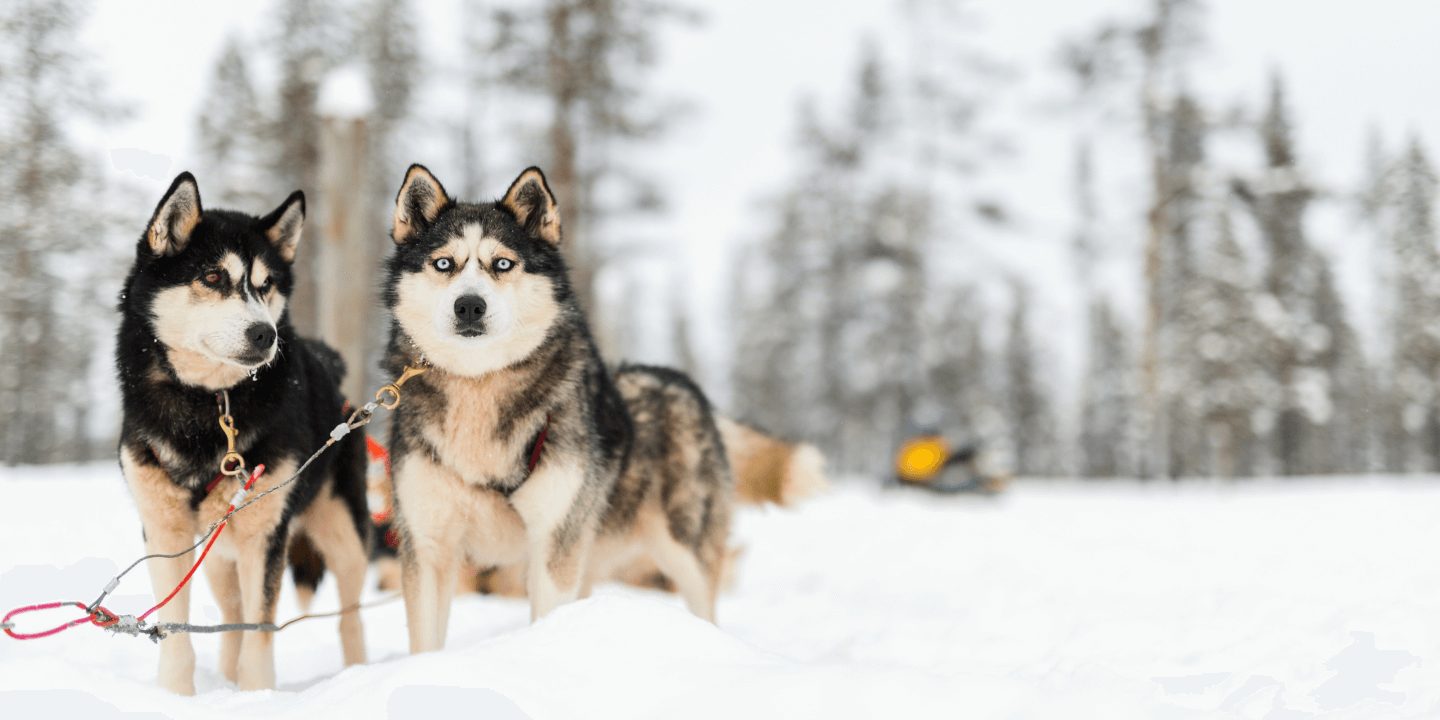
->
529;415;552;473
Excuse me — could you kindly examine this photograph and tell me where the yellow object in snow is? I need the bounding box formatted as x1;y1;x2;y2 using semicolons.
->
896;436;948;482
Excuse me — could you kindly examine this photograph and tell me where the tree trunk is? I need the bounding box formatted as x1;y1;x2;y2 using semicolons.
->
314;117;377;406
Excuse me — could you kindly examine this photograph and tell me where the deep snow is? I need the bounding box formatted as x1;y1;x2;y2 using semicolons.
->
1;463;1437;719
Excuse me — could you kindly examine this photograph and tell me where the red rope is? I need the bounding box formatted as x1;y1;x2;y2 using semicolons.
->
4;464;267;640
3;602;89;640
2;599;124;640
138;464;264;622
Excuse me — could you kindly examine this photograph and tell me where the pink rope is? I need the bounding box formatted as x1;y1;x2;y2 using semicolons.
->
3;601;91;640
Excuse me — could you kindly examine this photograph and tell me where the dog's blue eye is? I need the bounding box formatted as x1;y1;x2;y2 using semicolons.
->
203;272;221;286
495;258;514;272
434;258;453;272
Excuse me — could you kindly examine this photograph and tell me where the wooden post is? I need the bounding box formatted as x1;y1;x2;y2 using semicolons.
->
314;116;375;406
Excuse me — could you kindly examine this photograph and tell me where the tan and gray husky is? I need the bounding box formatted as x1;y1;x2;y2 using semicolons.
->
382;165;747;652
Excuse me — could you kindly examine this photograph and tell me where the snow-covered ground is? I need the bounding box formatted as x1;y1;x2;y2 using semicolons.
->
1;464;1437;719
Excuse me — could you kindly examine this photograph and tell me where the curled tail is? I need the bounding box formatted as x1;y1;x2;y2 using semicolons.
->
715;415;828;507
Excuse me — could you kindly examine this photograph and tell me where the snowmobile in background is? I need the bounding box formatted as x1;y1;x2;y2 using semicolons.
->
890;435;1010;495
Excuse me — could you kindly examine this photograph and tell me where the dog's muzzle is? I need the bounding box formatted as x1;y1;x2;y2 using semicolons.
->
453;294;487;337
237;322;277;365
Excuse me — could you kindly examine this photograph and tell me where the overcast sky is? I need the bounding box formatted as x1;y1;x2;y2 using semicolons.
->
76;0;1440;408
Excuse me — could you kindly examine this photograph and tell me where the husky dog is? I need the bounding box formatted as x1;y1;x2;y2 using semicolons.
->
117;173;370;694
381;165;733;652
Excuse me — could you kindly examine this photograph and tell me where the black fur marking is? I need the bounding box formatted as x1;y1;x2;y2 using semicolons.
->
289;531;326;592
262;528;290;610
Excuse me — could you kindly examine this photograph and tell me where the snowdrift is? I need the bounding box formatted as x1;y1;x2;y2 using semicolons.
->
1;464;1437;718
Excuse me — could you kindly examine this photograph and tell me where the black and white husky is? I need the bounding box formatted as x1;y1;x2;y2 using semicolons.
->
380;165;735;653
116;173;369;694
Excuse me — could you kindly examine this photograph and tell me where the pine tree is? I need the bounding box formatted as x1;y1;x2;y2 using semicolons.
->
731;193;825;443
195;35;272;211
1004;283;1057;476
1153;93;1212;478
357;0;418;397
0;0;113;463
1386;138;1440;471
1186;209;1272;477
1135;0;1205;479
1063;23;1135;478
1079;300;1136;477
492;0;691;338
455;0;493;200
924;287;997;451
269;0;344;336
733;45;937;475
362;0;416;133
1234;74;1364;475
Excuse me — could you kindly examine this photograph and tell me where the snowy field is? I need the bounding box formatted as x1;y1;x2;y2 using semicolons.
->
1;464;1437;719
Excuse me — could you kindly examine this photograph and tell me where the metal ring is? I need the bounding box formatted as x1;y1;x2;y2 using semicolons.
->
221;452;246;477
375;385;401;410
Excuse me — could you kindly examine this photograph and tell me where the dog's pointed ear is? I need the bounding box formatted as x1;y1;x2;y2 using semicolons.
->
501;167;561;246
260;190;305;263
146;172;203;256
392;164;451;245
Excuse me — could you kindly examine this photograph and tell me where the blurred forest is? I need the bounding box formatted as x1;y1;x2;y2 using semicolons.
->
0;0;1436;480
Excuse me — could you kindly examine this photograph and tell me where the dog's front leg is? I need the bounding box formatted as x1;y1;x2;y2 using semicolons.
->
220;462;297;692
394;455;464;653
121;447;198;696
232;527;285;690
201;556;243;682
509;459;594;621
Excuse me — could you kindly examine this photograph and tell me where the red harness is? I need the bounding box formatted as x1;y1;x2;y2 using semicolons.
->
528;415;552;473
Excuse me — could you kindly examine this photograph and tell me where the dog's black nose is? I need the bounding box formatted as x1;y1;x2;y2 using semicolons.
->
454;295;487;322
245;323;276;351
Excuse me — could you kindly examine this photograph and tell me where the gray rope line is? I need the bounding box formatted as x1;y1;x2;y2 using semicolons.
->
0;622;13;631
99;593;399;643
159;621;279;634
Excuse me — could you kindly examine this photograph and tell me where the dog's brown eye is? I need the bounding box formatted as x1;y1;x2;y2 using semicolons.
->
203;272;221;286
433;257;453;272
495;258;514;272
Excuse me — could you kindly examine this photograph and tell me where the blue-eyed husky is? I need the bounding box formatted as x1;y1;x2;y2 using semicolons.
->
381;165;741;652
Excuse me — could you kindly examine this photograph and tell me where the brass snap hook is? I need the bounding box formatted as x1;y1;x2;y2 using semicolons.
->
374;365;427;410
218;392;246;476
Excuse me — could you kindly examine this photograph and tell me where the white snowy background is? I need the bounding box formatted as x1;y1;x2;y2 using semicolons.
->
3;1;1438;717
1;464;1437;718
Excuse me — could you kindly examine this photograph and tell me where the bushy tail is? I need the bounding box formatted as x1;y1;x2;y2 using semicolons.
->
715;415;829;507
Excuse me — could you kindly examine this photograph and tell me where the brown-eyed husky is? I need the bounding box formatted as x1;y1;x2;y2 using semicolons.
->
116;173;370;694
